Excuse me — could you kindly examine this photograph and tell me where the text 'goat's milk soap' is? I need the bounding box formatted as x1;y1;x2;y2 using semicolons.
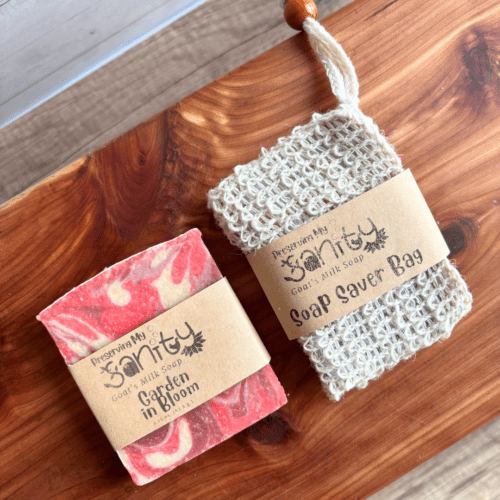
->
207;19;472;402
37;229;286;486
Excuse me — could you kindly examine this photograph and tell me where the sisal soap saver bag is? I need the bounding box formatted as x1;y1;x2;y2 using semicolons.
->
207;13;472;402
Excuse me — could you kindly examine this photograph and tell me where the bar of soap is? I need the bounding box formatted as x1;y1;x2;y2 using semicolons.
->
37;229;286;485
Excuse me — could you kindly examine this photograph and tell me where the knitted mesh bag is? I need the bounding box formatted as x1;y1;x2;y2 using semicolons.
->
207;18;472;401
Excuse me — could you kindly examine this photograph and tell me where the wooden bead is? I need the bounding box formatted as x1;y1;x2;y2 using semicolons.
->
284;0;318;31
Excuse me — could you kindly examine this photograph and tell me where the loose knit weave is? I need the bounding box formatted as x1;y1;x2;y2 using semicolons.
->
207;18;472;401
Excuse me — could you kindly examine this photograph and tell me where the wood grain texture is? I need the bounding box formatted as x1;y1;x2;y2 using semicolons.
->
0;0;351;205
1;0;500;499
371;417;500;499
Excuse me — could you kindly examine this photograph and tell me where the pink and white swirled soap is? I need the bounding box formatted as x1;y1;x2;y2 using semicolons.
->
37;229;286;485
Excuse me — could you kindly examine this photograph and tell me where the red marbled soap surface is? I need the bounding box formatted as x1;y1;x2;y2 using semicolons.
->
37;229;286;485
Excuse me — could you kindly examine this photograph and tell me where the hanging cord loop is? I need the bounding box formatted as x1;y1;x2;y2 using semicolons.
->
283;0;359;107
302;17;359;107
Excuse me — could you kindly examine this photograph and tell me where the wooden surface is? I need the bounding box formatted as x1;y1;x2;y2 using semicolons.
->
1;0;500;499
0;0;352;206
371;416;500;500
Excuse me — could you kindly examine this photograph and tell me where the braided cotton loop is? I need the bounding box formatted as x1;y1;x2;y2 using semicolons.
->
207;20;472;401
303;17;359;106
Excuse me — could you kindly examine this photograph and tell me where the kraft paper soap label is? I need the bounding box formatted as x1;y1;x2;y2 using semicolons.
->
246;170;450;341
69;278;270;450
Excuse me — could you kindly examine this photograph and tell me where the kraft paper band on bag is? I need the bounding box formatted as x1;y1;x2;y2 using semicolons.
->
246;170;450;341
68;278;270;450
207;16;472;401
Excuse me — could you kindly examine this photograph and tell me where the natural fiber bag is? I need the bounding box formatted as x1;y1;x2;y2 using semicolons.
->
207;18;472;401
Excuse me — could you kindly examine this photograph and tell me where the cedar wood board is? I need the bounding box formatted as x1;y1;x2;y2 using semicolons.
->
1;0;499;498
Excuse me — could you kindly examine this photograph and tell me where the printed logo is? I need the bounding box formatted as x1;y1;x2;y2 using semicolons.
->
277;218;387;283
90;322;205;389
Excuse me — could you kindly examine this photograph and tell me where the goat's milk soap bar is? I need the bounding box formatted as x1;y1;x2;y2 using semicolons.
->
37;229;286;485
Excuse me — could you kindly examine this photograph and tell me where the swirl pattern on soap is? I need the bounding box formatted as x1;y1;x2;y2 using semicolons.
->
37;229;286;485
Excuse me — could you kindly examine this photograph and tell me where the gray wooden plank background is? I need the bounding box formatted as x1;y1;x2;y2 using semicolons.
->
1;0;499;498
0;0;209;128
